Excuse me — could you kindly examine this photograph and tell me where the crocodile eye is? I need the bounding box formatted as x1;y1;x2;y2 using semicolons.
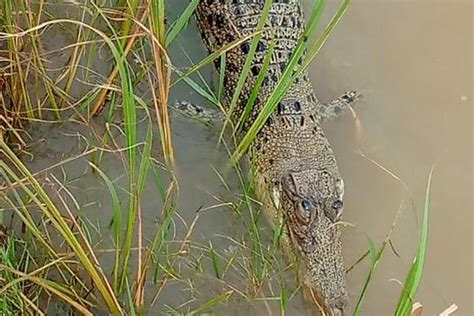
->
301;200;312;211
332;200;343;210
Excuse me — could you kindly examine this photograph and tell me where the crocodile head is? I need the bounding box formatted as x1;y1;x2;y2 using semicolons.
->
276;166;348;315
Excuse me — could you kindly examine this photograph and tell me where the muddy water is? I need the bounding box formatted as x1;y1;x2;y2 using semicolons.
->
19;0;472;315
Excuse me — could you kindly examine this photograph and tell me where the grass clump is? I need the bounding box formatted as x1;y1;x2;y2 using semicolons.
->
0;233;41;314
0;0;185;313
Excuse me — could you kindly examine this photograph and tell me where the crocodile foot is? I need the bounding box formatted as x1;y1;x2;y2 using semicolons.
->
319;90;361;121
172;100;224;125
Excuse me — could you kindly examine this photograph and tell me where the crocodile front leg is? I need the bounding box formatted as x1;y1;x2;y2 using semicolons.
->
318;90;359;120
172;100;224;125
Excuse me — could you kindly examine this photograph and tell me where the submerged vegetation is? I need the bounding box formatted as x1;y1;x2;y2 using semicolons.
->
0;0;439;314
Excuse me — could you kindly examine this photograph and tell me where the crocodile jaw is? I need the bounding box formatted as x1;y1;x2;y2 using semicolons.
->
298;214;348;315
287;199;348;315
254;169;349;315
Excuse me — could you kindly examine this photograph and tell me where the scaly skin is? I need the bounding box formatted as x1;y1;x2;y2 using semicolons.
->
196;1;355;314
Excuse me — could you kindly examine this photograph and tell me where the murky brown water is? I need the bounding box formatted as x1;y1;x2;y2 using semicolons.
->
11;0;472;315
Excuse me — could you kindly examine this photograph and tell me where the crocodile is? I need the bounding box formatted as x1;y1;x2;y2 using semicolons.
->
195;1;357;314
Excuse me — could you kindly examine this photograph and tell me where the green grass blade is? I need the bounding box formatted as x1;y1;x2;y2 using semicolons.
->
353;236;389;315
235;38;276;132
367;236;377;264
189;291;233;316
395;168;434;316
174;68;220;107
137;125;153;197
208;242;221;279
150;203;177;283
89;162;123;292
125;278;137;316
119;0;139;48
89;163;123;239
217;53;227;102
150;161;167;202
280;281;288;316
218;0;273;140
171;32;256;87
165;0;199;47
92;7;139;291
